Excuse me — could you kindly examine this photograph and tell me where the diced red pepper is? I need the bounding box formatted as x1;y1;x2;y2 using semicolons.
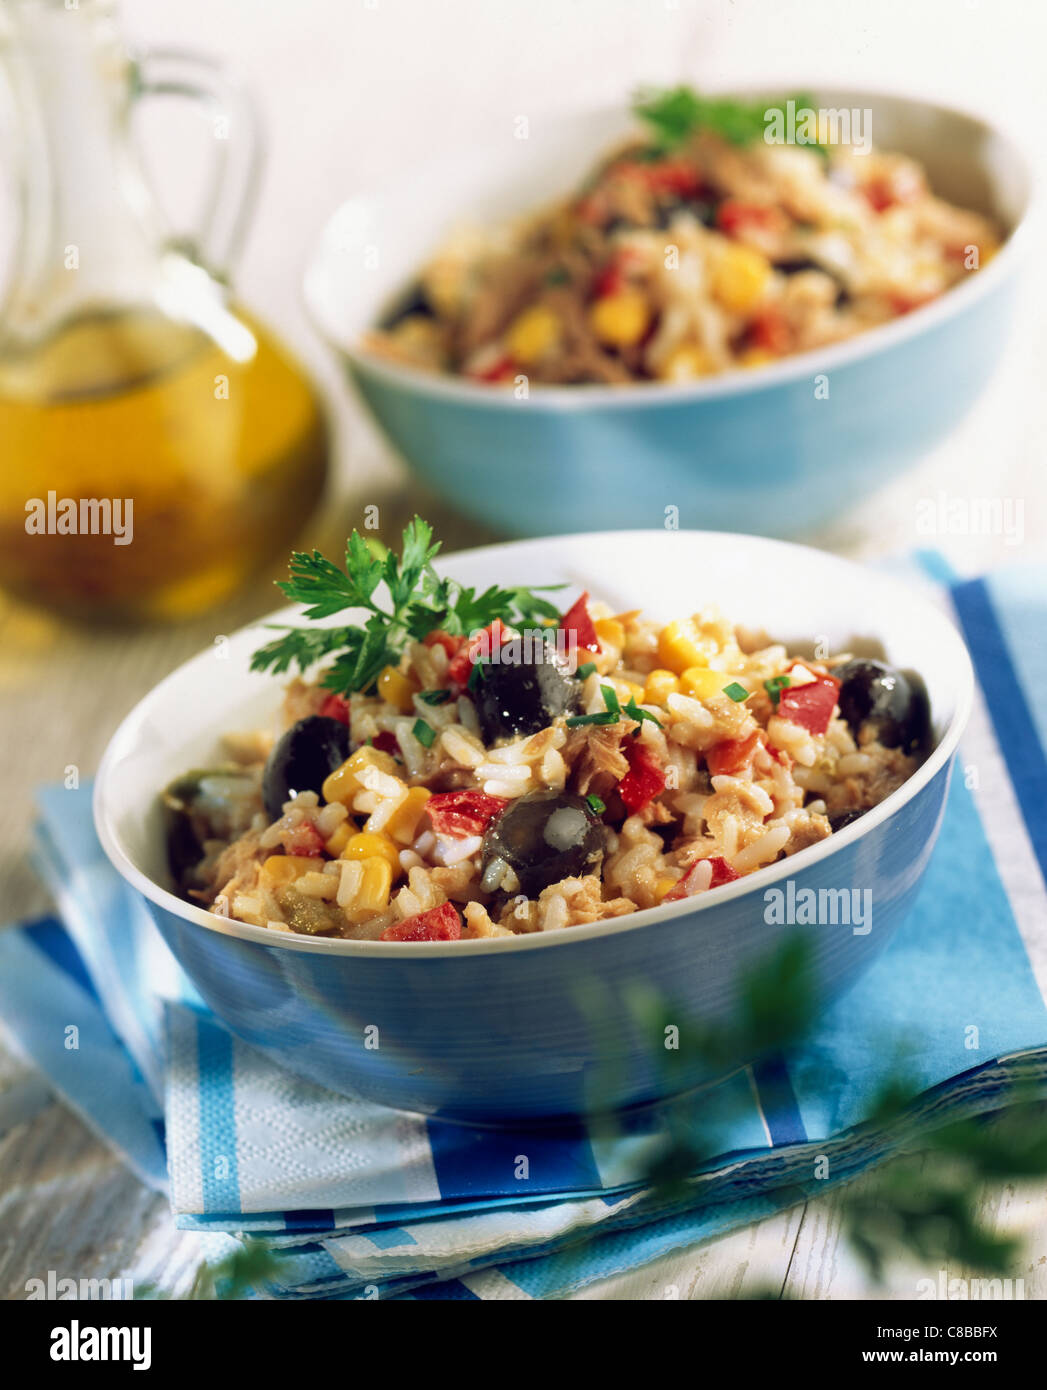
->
618;739;667;815
777;671;841;736
665;855;740;901
381;901;462;942
318;692;350;725
283;821;325;857
447;619;510;685
560;592;600;657
372;730;400;756
469;353;516;383
748;307;791;355
716;200;785;238
424;630;463;658
426;789;510;838
887;292;931;317
706;729;761;778
619;158;703;198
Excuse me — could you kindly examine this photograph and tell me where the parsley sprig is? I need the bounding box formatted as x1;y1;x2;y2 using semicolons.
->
632;84;824;154
250;517;563;696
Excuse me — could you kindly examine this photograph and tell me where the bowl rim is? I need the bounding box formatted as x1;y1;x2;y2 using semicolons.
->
302;82;1040;415
93;530;975;959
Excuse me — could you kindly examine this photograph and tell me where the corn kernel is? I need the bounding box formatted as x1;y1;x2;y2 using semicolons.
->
381;786;432;846
657;619;715;674
658;344;715;382
340;830;401;874
654;876;679;902
589;289;650;348
260;855;320;885
624;680;646;705
712;244;772;314
352;856;393;914
377;664;418;713
594;617;626;649
679;666;727;701
505;305;561;364
324;822;354;857
322;746;399;806
643;668;680;705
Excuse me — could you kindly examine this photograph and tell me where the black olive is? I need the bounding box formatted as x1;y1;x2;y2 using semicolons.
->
482;790;606;897
834;659;929;754
262;715;351;821
379;281;435;328
828;808;866;833
473;647;580;743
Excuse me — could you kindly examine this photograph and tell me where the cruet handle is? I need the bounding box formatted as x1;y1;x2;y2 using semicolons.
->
130;48;263;282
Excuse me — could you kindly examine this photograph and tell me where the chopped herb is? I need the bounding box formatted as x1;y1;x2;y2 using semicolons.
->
565;711;620;728
412;718;436;748
601;685;621;715
623;696;663;729
576;661;597;680
764;675;792;708
467;660;487;692
419;688;451;705
545;266;571;285
585;794;606;816
723;681;750;702
250;516;564;697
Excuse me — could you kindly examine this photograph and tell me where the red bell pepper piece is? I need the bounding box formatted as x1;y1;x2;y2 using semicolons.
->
381;901;462;942
560;592;600;657
318;693;350;725
371;730;399;756
284;821;325;857
426;789;510;838
423;630;463;658
777;672;841;736
665;855;739;901
447;619;510;685
706;729;761;778
748;307;791;355
716;200;784;237
469;353;516;384
618;739;666;814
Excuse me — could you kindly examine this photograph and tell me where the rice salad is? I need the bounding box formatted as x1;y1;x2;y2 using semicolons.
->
165;520;929;943
367;87;1001;386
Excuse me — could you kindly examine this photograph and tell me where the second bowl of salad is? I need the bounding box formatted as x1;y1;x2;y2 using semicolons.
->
305;85;1032;538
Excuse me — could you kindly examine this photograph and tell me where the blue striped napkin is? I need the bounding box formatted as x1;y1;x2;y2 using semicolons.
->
1;560;1044;1300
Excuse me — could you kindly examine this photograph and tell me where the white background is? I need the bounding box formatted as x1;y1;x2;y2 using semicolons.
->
114;0;1047;571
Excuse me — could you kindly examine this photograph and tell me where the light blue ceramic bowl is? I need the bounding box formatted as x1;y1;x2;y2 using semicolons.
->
304;88;1034;539
94;532;972;1123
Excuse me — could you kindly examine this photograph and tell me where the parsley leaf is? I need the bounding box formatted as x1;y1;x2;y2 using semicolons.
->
251;517;565;697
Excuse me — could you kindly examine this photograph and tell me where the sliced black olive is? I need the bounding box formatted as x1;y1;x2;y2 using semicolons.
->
828;808;866;833
262;715;351;821
163;766;263;890
481;790;606;897
473;646;580;743
379;281;435;329
834;659;929;754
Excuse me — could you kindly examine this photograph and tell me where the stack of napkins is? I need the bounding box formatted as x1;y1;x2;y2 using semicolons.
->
1;563;1044;1300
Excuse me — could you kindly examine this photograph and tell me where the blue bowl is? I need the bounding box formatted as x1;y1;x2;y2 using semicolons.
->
304;88;1034;539
94;532;972;1123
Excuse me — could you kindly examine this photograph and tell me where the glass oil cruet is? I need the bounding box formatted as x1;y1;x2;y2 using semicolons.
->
0;0;329;621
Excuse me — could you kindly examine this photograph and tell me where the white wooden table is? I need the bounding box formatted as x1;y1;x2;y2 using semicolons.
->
3;0;1046;1302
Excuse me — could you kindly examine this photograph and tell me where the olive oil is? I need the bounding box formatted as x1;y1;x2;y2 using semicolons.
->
0;306;329;620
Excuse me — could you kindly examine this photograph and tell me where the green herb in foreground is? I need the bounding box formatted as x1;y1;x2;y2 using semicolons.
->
585;794;606;816
723;681;749;702
764;675;791;708
250;517;563;696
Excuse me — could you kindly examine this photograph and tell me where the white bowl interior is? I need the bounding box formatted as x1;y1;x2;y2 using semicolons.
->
304;87;1033;351
98;532;969;900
